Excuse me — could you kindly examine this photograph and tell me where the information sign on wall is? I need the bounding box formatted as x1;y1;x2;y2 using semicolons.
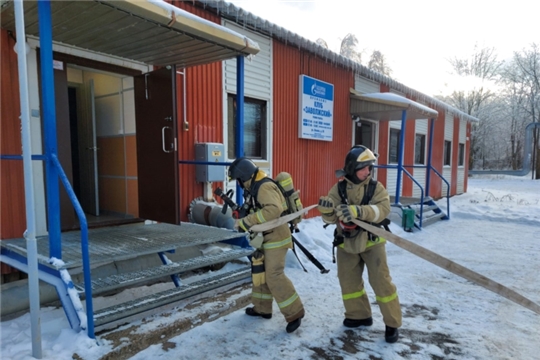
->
298;75;334;141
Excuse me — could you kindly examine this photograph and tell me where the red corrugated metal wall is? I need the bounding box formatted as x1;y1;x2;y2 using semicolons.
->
172;1;224;221
464;122;472;192
1;29;26;275
273;41;354;217
451;115;460;195
429;108;446;198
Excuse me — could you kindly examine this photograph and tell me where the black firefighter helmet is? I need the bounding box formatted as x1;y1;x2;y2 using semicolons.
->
228;157;258;188
335;145;378;183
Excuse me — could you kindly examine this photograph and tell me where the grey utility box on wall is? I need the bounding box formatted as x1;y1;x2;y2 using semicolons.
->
195;143;225;182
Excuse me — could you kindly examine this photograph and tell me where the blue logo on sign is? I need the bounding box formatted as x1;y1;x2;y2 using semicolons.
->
311;83;326;97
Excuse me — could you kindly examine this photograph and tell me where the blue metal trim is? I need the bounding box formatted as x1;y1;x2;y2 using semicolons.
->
0;253;81;332
235;55;245;205
38;0;61;259
157;252;182;287
0;154;46;160
394;110;408;204
51;154;94;338
178;160;232;166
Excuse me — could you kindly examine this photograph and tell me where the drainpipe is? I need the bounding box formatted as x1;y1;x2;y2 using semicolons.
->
235;55;245;205
15;0;42;357
469;122;539;176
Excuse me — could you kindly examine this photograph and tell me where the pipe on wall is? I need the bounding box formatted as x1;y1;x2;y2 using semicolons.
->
188;198;235;229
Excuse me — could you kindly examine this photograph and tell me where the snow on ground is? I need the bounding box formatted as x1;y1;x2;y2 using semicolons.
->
1;175;539;359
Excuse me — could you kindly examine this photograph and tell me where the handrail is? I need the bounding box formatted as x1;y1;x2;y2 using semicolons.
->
400;168;425;228
50;154;94;339
376;164;426;228
428;166;450;220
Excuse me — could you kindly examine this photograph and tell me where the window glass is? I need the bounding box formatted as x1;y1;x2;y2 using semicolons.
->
389;128;400;163
227;94;267;159
458;143;465;166
444;140;452;166
415;134;426;165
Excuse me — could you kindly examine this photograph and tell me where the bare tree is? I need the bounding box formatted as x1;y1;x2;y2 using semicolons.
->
315;38;328;49
503;43;540;178
339;33;362;64
367;50;392;76
444;44;504;169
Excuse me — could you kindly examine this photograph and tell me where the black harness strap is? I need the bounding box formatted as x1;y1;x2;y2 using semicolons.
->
332;178;386;262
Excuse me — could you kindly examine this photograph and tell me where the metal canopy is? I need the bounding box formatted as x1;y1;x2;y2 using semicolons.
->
350;88;439;120
0;0;260;68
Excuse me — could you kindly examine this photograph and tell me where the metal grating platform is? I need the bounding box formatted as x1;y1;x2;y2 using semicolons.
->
93;266;252;328
0;222;248;270
77;247;254;295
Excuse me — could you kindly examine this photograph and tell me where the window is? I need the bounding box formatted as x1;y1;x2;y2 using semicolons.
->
227;94;267;159
414;134;426;165
354;120;373;150
444;140;452;166
458;143;465;166
389;128;400;163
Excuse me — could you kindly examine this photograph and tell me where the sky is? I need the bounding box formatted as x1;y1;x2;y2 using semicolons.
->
2;175;540;359
226;0;539;97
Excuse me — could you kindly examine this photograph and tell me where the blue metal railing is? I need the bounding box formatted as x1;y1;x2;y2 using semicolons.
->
50;154;94;338
0;153;95;337
376;163;450;228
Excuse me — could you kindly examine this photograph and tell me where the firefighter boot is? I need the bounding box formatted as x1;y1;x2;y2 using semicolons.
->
385;326;399;343
245;307;272;319
343;317;373;328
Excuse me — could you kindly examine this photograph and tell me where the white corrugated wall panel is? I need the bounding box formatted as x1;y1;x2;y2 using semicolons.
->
457;119;467;193
442;113;454;195
413;119;428;198
354;74;380;94
223;21;272;100
222;21;272;194
387;120;402;198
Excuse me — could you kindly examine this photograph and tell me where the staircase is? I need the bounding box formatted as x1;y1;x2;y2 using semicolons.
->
403;196;449;229
0;222;253;333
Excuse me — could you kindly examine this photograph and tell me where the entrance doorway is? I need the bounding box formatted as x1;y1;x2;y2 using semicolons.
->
65;65;141;229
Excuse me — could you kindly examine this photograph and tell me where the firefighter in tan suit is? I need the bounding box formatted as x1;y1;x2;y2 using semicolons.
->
228;157;305;333
318;145;402;343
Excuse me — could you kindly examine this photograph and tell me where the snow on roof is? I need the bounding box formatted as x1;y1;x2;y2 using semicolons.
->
198;0;479;123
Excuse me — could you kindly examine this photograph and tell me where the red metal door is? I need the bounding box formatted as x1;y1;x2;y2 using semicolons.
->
134;67;179;224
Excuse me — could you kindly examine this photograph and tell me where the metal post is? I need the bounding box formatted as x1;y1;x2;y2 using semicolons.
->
395;110;407;204
38;0;62;259
14;1;43;357
426;117;435;197
235;55;245;204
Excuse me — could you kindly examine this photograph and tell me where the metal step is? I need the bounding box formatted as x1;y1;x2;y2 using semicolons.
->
420;212;447;227
408;204;439;215
93;266;251;328
77;247;254;295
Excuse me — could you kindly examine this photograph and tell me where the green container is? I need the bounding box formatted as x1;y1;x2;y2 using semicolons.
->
402;208;415;232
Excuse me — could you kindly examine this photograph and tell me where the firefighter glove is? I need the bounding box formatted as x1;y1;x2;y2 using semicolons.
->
318;196;335;216
234;219;250;232
336;204;362;223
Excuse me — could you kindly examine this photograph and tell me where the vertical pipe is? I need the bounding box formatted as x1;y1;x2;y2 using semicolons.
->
38;0;61;258
235;56;245;204
395;110;407;204
426;117;435;198
14;1;43;357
